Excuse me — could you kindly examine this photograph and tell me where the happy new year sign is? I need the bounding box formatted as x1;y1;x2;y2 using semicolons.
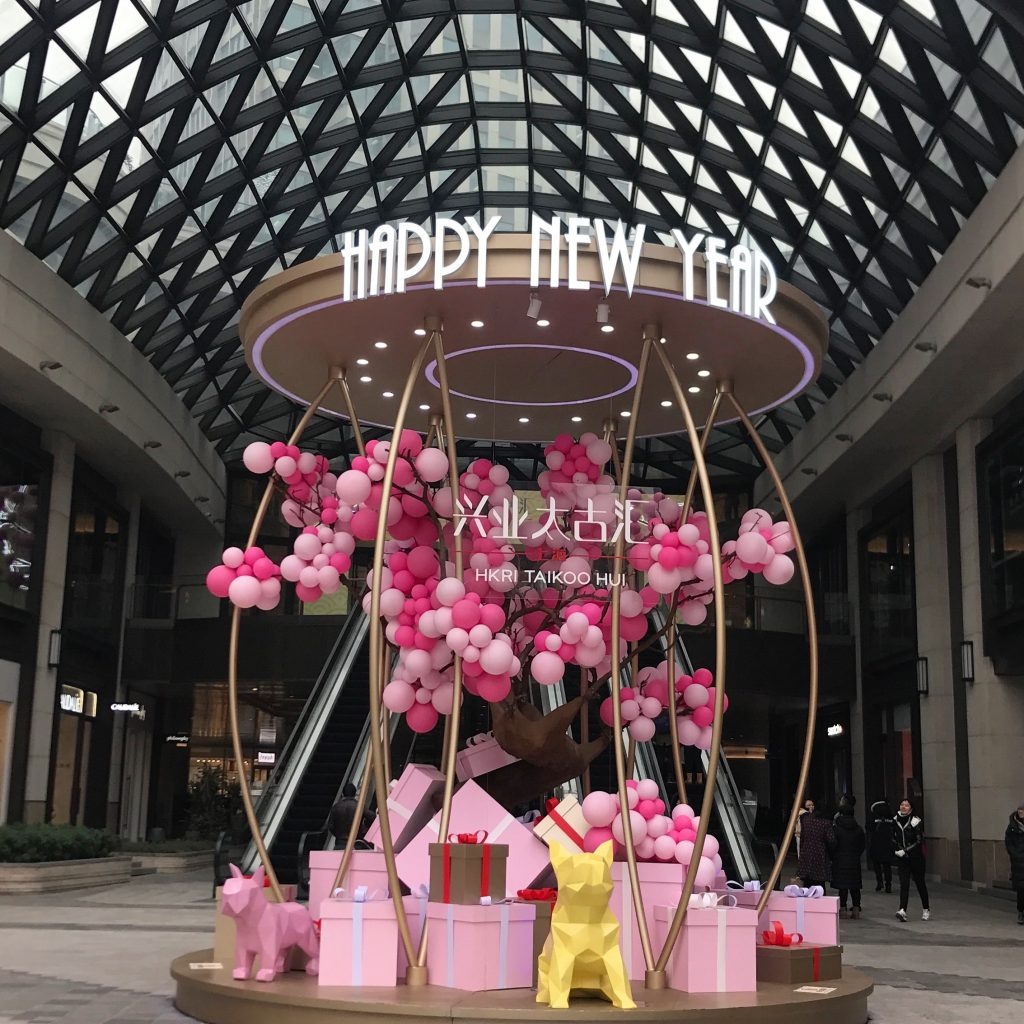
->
339;215;778;323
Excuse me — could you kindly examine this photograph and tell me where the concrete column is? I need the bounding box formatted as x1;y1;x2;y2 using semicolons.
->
957;419;1024;885
106;491;141;833
845;506;869;805
23;432;75;822
911;455;959;879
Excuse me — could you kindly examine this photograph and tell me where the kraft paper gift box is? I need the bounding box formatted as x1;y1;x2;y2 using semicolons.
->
755;943;842;984
213;883;296;966
318;892;400;986
513;894;555;984
455;732;520;783
424;901;536;991
653;904;758;993
365;763;446;854
533;796;588;854
755;891;840;947
308;849;390;918
428;841;508;904
610;861;686;981
395;780;551;896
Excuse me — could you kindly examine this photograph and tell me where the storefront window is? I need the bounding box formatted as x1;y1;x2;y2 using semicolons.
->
981;422;1024;616
861;508;915;662
0;451;41;612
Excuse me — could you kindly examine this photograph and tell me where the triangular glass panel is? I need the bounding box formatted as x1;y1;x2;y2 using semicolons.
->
800;157;825;187
652;44;678;78
713;69;743;104
954;86;990;142
104;57;142;108
647;99;674;130
757;17;789;57
669;148;695;175
108;0;147;49
956;0;989;44
722;12;753;52
805;0;840;33
748;76;776;111
850;0;883;44
904;0;938;23
764;145;788;177
750;188;775;218
40;39;79;100
776;97;802;133
786;198;809;222
816;112;843;146
680;48;712;82
983;28;1024;95
791;46;822;88
380;88;411;118
58;3;100;60
830;58;861;98
840;136;869;174
696;165;717;191
728;171;751;196
677;101;703;132
878;28;909;76
640;146;667;175
694;0;719;24
705;118;730;149
737;125;763;154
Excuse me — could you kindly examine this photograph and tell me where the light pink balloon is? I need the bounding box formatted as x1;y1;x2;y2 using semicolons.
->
415;448;449;483
647;563;683;594
479;641;513;675
274;455;297;478
299;566;319;589
735;530;769;565
640;696;663;718
382;679;416;713
293;533;321;561
683;683;709;709
680;601;708;626
694;858;717;889
530;650;564;686
636;779;660;801
619;590;644;617
222;546;244;569
431;682;455;715
762;553;795;585
635;836;656;860
674;839;695;865
581;791;617;828
336;469;371;505
612;809;648;845
242;442;275;474
445;627;470;654
677;718;702;746
628;717;656;742
228;575;261;609
653;834;677;861
620;698;640;722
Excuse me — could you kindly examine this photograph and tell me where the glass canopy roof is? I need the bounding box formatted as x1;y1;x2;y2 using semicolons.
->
1;0;1022;482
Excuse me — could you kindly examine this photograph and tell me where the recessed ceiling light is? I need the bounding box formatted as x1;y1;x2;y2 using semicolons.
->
686;352;699;360
697;369;711;378
660;337;667;344
537;318;550;327
688;386;700;394
470;320;484;328
356;358;369;365
600;324;614;333
466;412;477;419
419;404;430;411
519;417;529;423
374;341;388;349
620;411;631;418
359;375;372;383
571;416;582;423
660;400;672;407
382;391;394;398
414;328;426;336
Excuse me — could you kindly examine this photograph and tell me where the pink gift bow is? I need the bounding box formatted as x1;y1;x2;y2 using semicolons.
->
762;920;803;946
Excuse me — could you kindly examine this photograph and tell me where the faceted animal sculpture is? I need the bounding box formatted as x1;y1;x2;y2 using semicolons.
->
221;864;320;982
536;840;636;1009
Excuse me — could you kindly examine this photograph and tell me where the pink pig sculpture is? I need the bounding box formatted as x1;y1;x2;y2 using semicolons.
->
221;864;320;982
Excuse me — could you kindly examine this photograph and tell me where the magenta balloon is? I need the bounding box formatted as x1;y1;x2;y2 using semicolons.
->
530;650;564;686
476;673;511;702
636;798;658;820
599;696;615;728
583;825;614;853
581;791;616;828
406;545;439;580
206;565;234;598
242;442;275;474
690;705;713;729
692;667;714;687
451;599;481;630
382;679;416;713
405;702;439;733
228;575;261;609
295;582;322;603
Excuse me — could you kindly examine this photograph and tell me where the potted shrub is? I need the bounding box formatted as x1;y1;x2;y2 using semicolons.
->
0;824;131;893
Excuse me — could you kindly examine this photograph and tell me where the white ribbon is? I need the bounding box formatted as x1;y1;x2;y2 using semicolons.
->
726;880;762;892
488;812;516;845
497;903;510;988
466;732;494;747
445;905;455;988
516;810;541;824
715;907;728;992
783;884;822;936
386;796;414;821
689;891;737;909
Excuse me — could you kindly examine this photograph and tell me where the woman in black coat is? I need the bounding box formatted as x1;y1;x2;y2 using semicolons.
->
867;799;896;893
797;810;834;890
1005;801;1024;924
829;805;866;917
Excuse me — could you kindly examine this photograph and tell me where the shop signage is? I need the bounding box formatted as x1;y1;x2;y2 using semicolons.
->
826;723;844;738
111;702;147;721
166;734;190;747
59;685;97;717
339;214;778;322
256;751;276;766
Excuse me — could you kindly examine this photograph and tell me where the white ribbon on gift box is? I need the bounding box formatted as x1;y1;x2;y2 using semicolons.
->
689;891;737;909
715;907;728;992
443;902;511;989
346;886;381;985
783;884;823;935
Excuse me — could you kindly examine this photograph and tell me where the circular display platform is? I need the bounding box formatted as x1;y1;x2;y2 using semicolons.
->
240;235;828;443
172;951;871;1024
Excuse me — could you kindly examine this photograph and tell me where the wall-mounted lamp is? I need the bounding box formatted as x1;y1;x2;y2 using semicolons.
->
873;392;893;403
173;470;191;479
143;440;162;449
916;656;929;696
966;276;992;290
835;433;854;443
47;629;61;669
960;640;975;684
98;403;119;414
914;342;937;352
39;360;62;371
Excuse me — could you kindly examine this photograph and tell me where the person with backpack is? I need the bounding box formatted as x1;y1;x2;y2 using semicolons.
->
1005;800;1024;925
829;804;866;918
867;799;896;893
893;798;930;921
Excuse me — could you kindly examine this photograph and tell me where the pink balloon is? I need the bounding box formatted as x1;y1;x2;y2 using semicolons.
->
228;575;261;609
691;705;713;729
222;547;244;569
336;469;371;505
694;858;717;889
581;791;617;828
612;809;648;845
677;718;702;746
620;698;640;722
683;683;709;709
635;836;656;860
599;697;616;728
382;679;416;713
407;545;439;580
701;835;720;859
735;530;768;565
206;565;234;598
674;839;695;865
479;641;513;675
636;779;659;801
583;826;614;853
639;696;663;718
653;835;677;861
452;599;481;630
243;442;275;474
405;702;439;733
415;448;449;483
628;717;656;742
274;455;297;478
680;601;708;626
762;553;795;585
693;668;714;687
636;798;658;820
431;682;455;714
293;533;321;561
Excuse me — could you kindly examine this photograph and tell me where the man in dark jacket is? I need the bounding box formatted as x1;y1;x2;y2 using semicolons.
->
328;783;368;845
893;799;930;921
830;805;866;918
867;799;896;893
1005;800;1024;924
797;809;834;890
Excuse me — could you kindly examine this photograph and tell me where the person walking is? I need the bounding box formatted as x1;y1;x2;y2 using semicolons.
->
893;798;930;921
867;799;896;893
797;806;834;890
795;797;815;859
327;783;369;844
1005;800;1024;925
830;804;866;918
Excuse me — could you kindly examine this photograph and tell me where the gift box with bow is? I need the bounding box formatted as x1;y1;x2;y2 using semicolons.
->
755;925;843;985
365;763;446;854
514;888;557;984
653;898;758;994
533;795;588;854
308;849;390;920
455;732;520;782
318;887;399;987
424;900;536;991
610;861;686;981
758;886;839;947
395;780;551;897
428;831;508;905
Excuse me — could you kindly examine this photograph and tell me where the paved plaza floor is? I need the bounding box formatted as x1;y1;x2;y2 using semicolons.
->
0;871;1021;1023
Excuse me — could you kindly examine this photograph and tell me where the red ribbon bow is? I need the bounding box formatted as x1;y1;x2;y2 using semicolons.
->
517;888;558;903
762;920;803;947
448;830;488;844
543;797;560;817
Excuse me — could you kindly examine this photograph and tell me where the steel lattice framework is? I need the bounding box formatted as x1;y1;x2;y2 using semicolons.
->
1;0;1022;481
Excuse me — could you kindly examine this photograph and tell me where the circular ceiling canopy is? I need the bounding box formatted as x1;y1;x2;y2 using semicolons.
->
0;0;1022;478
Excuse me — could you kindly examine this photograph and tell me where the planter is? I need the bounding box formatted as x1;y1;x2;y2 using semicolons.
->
131;850;214;874
0;855;133;894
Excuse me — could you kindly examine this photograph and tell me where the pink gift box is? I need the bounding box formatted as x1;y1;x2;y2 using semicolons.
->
610;861;686;981
425;901;535;990
318;895;400;987
365;763;445;853
455;733;519;782
395;780;551;897
533;796;588;854
718;888;839;946
309;849;390;920
654;905;758;993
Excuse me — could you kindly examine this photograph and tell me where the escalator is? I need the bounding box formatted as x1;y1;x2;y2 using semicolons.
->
242;612;371;882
